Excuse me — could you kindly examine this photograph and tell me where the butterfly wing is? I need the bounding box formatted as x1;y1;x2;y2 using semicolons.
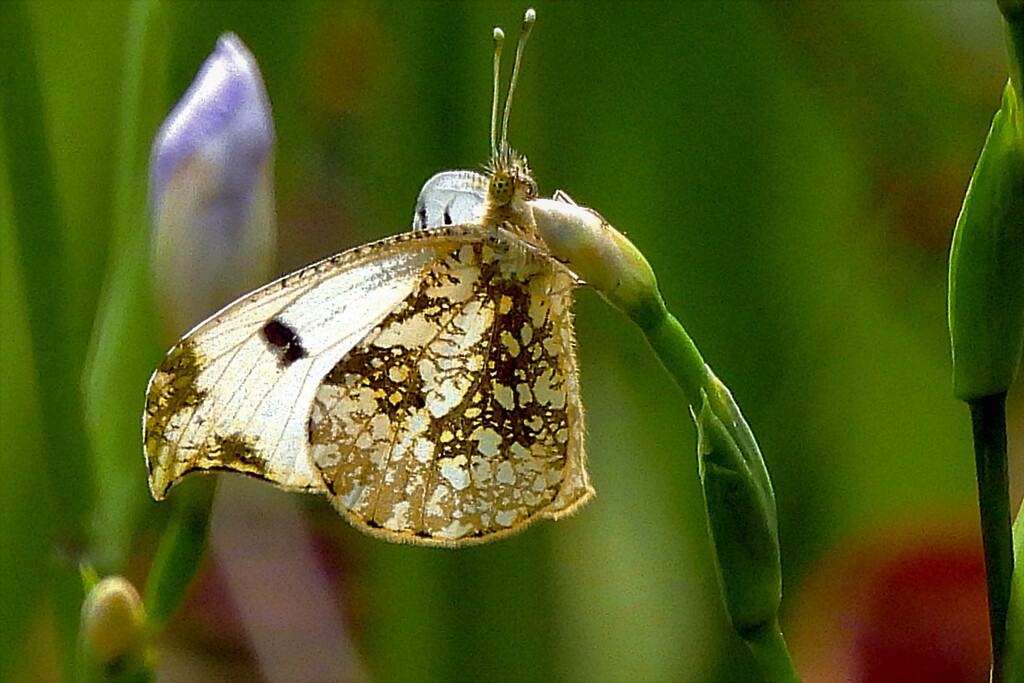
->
309;234;593;546
412;170;488;230
144;228;488;499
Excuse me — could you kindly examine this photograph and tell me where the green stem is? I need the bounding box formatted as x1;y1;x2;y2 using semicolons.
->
635;294;799;683
633;293;713;411
969;392;1013;682
743;620;801;683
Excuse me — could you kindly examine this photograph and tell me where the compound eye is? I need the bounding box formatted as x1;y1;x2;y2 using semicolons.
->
489;171;514;205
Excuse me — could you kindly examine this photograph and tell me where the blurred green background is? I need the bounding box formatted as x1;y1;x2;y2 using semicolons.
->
1;1;1019;681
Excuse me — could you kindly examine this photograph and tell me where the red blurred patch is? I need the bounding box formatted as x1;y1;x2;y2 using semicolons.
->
859;543;988;683
788;515;990;683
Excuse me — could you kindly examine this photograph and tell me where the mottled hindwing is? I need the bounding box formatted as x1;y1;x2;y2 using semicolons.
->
145;228;499;499
309;234;593;546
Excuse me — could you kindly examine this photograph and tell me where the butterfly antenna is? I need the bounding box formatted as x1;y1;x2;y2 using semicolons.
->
490;27;505;159
498;8;536;156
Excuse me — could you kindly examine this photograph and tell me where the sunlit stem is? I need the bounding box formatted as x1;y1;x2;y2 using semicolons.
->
638;295;798;683
636;296;712;411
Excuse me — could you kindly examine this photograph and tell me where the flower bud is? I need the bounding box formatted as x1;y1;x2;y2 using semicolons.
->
150;33;277;337
80;575;146;668
947;80;1024;401
694;378;782;636
532;194;664;329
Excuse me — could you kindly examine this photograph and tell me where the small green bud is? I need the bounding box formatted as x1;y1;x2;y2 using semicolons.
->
948;80;1024;401
694;379;781;636
80;575;146;668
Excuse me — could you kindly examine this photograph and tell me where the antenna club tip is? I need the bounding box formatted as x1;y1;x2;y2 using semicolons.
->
493;27;505;42
524;8;536;24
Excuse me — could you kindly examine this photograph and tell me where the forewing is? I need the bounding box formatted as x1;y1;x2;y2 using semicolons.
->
309;236;593;546
144;229;485;499
412;170;489;230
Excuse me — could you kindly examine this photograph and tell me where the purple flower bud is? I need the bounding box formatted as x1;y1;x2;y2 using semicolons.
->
150;33;277;338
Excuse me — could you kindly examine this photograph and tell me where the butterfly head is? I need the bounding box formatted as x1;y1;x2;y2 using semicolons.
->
487;146;537;213
484;10;538;228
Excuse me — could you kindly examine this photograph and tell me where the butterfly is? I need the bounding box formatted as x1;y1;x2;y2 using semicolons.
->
144;8;598;546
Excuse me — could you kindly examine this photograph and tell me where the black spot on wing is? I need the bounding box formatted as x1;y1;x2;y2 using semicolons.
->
263;318;308;366
263;319;296;347
283;343;307;364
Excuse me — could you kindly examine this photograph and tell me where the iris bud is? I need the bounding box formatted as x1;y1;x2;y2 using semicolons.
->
150;33;277;336
694;379;782;635
947;80;1024;401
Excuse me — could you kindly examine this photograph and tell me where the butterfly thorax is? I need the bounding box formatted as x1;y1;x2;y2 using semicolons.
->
483;146;538;238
